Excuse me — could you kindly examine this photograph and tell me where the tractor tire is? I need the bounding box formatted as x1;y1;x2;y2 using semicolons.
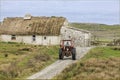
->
72;48;76;60
59;48;63;59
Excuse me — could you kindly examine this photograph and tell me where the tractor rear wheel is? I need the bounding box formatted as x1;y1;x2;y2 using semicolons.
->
59;49;63;59
72;48;76;60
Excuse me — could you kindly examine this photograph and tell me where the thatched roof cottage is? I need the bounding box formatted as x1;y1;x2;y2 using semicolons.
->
0;14;91;46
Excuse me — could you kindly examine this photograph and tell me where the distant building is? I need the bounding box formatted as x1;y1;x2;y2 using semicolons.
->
0;14;91;46
24;14;32;20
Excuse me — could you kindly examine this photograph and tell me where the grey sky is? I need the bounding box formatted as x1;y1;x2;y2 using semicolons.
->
0;0;119;25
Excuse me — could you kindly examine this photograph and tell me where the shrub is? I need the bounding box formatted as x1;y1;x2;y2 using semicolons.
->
18;48;32;51
4;53;8;57
0;62;21;79
34;53;51;61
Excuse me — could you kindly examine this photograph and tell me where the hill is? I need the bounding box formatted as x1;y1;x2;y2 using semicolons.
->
70;23;120;42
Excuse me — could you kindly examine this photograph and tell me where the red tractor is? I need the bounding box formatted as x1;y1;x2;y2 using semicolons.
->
59;40;76;60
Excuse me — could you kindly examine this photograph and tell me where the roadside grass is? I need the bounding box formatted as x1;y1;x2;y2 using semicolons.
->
0;42;59;79
54;47;120;80
82;47;120;60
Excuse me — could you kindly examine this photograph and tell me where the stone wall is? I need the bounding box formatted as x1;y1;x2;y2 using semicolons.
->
60;27;91;47
0;35;60;45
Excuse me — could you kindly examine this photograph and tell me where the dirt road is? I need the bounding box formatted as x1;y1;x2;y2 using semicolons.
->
27;47;92;79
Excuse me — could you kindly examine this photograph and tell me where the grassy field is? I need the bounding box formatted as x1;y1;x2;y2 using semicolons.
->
70;23;120;42
0;42;58;79
54;47;120;80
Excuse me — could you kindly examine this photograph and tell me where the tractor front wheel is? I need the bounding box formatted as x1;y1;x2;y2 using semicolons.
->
72;48;76;60
59;48;63;59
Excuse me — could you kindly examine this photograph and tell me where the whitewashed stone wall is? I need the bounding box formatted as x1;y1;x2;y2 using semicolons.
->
0;35;60;45
60;27;91;47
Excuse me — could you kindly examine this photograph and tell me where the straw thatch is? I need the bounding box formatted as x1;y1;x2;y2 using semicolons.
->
0;16;66;35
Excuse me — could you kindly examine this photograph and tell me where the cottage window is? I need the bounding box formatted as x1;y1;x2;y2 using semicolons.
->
32;35;36;41
11;35;16;40
69;36;71;38
44;36;46;40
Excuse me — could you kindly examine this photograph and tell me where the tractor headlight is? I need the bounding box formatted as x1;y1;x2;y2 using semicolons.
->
67;48;69;51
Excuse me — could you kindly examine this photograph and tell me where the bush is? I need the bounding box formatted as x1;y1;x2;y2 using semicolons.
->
7;42;18;44
0;62;21;79
34;53;51;61
4;53;8;57
18;48;32;51
112;47;120;51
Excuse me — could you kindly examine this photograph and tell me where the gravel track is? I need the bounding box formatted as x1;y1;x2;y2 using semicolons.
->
27;47;92;79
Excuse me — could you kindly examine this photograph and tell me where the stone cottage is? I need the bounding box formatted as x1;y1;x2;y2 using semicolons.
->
61;27;91;47
0;14;91;46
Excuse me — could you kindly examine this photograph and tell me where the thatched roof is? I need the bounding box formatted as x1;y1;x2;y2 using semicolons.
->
0;16;66;35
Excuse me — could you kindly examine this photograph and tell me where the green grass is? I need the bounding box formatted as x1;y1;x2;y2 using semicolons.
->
0;42;59;79
70;23;120;31
82;47;120;60
54;47;120;80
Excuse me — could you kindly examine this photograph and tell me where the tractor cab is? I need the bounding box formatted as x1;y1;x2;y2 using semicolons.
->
60;40;74;48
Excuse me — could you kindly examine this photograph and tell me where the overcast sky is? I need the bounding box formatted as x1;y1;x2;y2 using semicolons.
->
0;0;119;25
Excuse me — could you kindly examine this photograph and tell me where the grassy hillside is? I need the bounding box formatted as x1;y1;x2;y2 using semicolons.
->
54;47;120;80
0;42;58;79
70;23;120;41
